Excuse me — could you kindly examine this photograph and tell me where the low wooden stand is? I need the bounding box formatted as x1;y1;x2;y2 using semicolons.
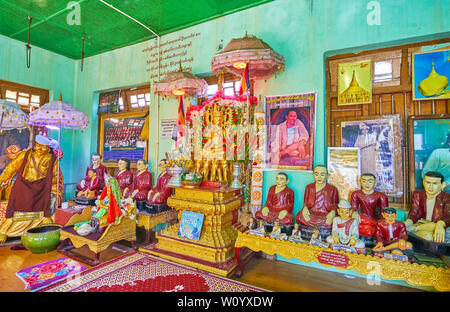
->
234;231;450;291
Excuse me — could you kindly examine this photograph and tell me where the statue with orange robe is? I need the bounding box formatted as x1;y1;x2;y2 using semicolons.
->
0;135;63;243
255;172;294;225
296;165;339;230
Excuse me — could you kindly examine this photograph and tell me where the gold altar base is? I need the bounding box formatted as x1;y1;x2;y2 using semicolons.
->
235;232;450;291
143;186;244;277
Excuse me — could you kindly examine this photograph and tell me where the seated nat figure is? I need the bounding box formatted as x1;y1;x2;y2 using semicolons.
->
350;173;389;237
115;158;133;194
76;153;107;196
326;199;365;249
147;159;172;206
76;169;101;199
0;135;63;243
296;165;339;237
255;172;295;226
373;207;412;255
405;171;450;243
124;159;152;210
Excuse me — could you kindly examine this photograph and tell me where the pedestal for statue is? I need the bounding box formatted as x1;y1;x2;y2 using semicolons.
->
140;185;244;277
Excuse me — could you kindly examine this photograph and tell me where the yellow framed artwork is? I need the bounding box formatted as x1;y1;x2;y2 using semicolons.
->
338;60;372;106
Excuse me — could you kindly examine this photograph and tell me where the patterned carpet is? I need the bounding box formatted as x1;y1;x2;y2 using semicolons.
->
37;251;268;292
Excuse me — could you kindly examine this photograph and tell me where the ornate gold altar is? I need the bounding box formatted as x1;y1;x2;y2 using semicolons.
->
140;185;245;277
234;232;450;291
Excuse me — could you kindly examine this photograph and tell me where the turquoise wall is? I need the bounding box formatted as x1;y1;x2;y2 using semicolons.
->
0;34;76;198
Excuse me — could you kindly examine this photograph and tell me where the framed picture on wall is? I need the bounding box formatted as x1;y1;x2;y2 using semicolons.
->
337;60;372;106
412;48;450;101
327;147;361;201
98;90;121;114
99;111;148;164
408;114;449;194
265;92;316;171
334;114;403;197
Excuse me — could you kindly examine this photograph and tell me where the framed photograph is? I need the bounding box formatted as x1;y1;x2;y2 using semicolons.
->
265;92;316;170
98;90;121;114
327;147;361;201
338;60;372;106
99;111;148;164
408;114;449;194
335;114;403;197
412;48;450;101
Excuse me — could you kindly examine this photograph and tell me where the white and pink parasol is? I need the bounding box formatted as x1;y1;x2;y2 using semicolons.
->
0;99;29;130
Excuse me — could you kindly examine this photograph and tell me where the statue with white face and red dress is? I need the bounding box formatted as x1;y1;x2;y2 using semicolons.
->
124;159;152;211
296;165;339;240
115;158;133;195
254;172;295;226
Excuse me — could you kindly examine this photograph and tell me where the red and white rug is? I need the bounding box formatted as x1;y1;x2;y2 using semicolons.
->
37;251;268;292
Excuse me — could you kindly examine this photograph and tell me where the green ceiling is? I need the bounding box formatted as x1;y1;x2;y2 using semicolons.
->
0;0;273;59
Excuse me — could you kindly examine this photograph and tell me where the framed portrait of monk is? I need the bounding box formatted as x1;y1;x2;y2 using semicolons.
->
334;114;403;197
265;92;316;171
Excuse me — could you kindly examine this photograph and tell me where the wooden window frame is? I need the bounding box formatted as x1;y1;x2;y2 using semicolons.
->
0;80;49;112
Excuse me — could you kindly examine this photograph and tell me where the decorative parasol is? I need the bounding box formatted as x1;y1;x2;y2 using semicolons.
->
154;62;208;97
29;96;88;130
0;99;29;130
29;94;89;207
211;33;285;81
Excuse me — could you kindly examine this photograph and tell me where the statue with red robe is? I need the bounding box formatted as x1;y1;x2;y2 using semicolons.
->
255;172;294;225
350;173;389;237
124;159;152;202
296;166;339;230
147;159;172;205
76;154;107;194
115;158;133;194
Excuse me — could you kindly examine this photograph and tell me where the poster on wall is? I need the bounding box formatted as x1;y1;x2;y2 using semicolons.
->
327;147;361;201
98;90;121;114
100;112;147;164
265;92;316;171
336;114;403;197
412;48;450;101
338;60;372;106
408;115;449;193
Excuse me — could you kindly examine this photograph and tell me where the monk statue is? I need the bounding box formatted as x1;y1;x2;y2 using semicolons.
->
76;153;107;196
373;207;412;255
296;165;339;239
0;135;63;243
405;171;449;243
76;168;101;199
147;159;172;206
255;172;295;225
326;199;365;250
124;159;152;210
115;158;133;194
350;173;389;240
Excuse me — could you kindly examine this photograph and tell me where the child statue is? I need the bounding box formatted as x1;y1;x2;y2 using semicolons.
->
76;154;107;195
373;207;412;255
255;172;295;225
326;199;365;249
296;165;339;238
404;171;449;243
350;173;389;237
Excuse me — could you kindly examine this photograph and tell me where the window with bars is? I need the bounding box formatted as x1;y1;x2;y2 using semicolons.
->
1;80;48;113
206;79;242;98
98;85;150;115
